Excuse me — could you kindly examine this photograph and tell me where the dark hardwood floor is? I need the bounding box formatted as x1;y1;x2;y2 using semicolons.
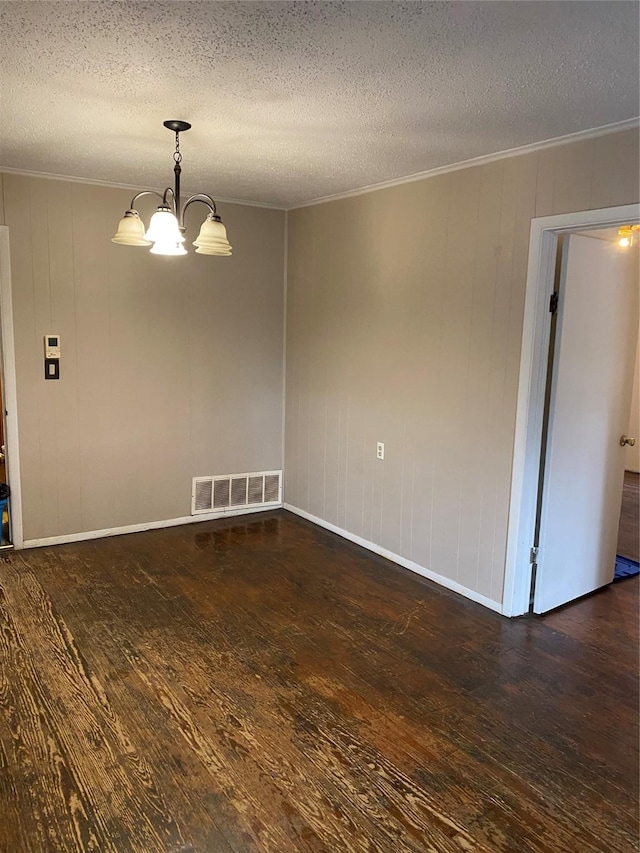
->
617;470;640;562
0;510;637;852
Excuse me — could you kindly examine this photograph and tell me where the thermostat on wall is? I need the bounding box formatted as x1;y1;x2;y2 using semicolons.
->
44;335;60;358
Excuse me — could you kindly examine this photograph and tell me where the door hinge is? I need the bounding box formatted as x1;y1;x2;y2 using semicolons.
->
549;292;559;314
530;546;539;564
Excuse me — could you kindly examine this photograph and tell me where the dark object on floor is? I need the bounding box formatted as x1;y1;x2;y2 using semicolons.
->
614;553;640;580
0;482;10;546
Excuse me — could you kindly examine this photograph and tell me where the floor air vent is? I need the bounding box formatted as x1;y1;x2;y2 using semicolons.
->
191;470;282;515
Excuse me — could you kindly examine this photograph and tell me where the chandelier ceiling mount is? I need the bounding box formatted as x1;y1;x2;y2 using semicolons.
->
163;120;192;134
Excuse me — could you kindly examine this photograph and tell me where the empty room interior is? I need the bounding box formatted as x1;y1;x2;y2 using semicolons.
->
0;2;638;851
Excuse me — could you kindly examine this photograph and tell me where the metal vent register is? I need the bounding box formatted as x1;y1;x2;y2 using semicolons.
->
191;471;282;515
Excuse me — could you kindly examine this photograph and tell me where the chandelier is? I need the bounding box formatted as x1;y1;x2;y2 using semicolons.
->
112;120;232;257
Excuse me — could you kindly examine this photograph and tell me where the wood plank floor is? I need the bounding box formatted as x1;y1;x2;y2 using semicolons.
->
617;470;639;562
0;510;637;853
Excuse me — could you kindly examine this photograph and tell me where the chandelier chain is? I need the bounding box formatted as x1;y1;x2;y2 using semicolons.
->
173;131;182;165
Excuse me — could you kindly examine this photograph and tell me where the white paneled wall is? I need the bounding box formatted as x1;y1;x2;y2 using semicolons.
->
285;129;639;608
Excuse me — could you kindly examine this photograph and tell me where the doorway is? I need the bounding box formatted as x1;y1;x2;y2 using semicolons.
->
0;368;10;547
503;203;640;618
531;228;638;612
617;332;640;567
0;226;23;549
617;472;639;564
574;229;640;581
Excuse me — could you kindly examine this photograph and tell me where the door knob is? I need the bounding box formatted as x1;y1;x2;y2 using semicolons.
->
620;435;636;447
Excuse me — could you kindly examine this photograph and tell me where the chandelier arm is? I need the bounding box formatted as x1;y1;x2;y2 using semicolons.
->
161;187;177;214
179;194;218;228
129;190;165;210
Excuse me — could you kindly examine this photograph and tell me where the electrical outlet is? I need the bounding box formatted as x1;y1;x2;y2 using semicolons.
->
376;442;385;460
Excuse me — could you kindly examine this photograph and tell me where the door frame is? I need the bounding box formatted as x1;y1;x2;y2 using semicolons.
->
0;227;24;548
502;203;640;617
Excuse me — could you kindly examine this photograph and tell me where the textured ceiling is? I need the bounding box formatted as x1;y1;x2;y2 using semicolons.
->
0;1;638;207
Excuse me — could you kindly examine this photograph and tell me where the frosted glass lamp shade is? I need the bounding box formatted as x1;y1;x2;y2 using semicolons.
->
145;207;185;245
195;244;232;256
150;240;188;256
193;215;232;255
111;210;151;246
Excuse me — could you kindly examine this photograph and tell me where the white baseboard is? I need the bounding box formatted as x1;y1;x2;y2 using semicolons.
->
21;504;282;549
284;503;504;615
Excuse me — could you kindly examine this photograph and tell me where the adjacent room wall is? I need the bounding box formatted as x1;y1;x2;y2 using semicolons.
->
285;128;639;608
627;338;640;473
1;174;285;542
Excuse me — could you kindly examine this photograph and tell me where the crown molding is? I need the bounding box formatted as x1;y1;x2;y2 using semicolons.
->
2;118;638;212
286;118;640;210
0;166;286;211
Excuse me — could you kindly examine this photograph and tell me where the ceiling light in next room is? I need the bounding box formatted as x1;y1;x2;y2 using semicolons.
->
112;121;232;257
617;224;640;249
